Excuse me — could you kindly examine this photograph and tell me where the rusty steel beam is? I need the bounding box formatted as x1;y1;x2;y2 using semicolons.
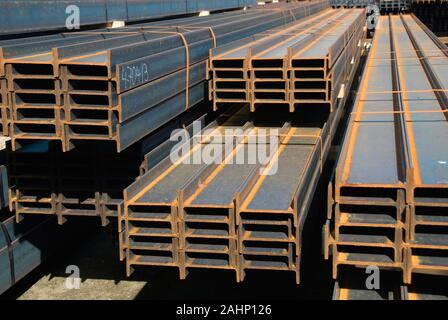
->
209;8;365;113
325;14;448;286
333;268;448;300
0;1;329;152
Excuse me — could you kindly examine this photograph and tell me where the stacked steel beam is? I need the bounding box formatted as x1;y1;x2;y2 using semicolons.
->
209;8;365;112
122;9;366;282
332;268;404;300
412;1;448;35
0;1;329;152
0;214;98;295
0;0;257;36
8;103;207;226
324;14;448;285
0;166;7;209
379;0;410;13
402;275;448;300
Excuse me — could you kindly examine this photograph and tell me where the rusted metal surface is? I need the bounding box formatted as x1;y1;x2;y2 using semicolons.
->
122;21;365;281
209;8;365;113
0;1;329;152
379;0;411;12
325;14;448;285
0;214;98;295
7;103;207;227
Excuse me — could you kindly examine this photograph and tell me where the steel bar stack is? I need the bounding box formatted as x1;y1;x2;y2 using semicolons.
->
8;103;208;226
122;107;242;277
122;7;366;282
332;269;448;300
209;8;365;113
402;275;448;299
0;0;257;37
324;14;448;286
379;0;410;13
0;0;329;152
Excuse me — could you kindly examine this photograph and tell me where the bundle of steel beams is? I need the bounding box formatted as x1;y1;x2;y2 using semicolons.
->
0;0;257;36
332;268;404;300
324;14;448;285
412;1;448;35
7;103;208;226
330;0;376;8
0;1;329;152
121;16;365;282
8;141;142;226
209;8;365;112
379;0;410;13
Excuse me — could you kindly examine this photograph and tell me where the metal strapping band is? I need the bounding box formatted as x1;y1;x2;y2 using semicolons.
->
141;29;190;110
